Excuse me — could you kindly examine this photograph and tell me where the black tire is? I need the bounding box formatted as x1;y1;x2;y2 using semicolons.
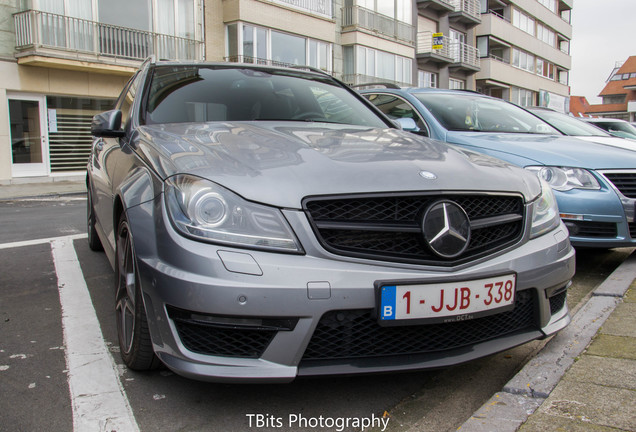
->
87;185;103;251
115;213;160;370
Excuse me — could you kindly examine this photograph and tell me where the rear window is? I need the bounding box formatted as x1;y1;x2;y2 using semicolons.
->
144;66;387;128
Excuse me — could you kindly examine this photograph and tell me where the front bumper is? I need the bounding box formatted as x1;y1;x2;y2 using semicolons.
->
127;196;575;382
554;175;636;248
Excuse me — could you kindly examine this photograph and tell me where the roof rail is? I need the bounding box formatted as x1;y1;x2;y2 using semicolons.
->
289;65;331;76
351;82;401;90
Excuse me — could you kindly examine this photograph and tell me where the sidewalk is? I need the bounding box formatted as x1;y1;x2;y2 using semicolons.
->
460;252;636;432
0;177;86;200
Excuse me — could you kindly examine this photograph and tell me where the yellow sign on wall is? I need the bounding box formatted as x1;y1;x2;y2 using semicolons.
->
432;33;443;50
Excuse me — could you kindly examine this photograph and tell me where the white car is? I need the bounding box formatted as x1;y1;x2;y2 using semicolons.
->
582;117;636;141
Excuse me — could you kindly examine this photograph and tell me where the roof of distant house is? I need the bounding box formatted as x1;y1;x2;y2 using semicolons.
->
569;96;592;117
599;56;636;96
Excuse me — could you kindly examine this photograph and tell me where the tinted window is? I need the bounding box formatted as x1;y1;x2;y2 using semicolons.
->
530;110;609;136
595;121;636;139
414;93;559;134
364;93;428;135
144;66;387;128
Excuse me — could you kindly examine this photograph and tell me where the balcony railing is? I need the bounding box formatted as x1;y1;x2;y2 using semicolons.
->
417;32;479;69
342;6;415;45
417;31;452;59
14;10;203;62
269;0;333;17
449;40;480;68
342;73;412;88
449;0;481;21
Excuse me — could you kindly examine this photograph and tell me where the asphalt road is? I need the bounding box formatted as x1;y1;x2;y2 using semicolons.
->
0;197;631;432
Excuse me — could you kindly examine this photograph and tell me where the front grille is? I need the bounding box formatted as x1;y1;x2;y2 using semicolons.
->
301;289;536;362
565;220;617;238
630;222;636;238
304;193;524;266
602;171;636;198
549;291;567;314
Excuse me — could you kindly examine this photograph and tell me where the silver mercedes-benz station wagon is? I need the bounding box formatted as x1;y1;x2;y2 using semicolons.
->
87;58;575;382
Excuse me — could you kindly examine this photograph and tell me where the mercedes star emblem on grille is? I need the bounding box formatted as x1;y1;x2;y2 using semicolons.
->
422;200;471;258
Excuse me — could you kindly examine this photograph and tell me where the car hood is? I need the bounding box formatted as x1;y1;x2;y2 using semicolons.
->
446;132;636;169
575;135;636;151
133;122;541;208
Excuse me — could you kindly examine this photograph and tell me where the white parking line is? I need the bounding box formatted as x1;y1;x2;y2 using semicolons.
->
0;233;87;250
50;236;139;432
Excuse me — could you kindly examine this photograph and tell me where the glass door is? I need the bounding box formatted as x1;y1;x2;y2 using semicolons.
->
8;95;49;177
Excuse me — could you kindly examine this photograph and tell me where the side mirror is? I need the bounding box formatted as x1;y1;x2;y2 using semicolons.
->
91;110;125;137
394;117;419;132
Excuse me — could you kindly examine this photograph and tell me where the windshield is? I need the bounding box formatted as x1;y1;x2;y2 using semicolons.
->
413;93;559;134
144;65;387;128
595;121;636;139
530;110;609;136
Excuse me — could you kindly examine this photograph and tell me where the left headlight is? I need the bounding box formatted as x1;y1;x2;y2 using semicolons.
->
165;174;303;253
526;166;600;191
530;179;561;238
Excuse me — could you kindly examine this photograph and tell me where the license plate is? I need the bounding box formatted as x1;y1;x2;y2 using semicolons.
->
379;273;516;325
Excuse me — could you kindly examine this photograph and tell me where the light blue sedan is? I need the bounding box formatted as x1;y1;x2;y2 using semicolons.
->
361;87;636;248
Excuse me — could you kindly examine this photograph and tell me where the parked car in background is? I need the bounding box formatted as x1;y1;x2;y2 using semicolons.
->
360;87;636;248
527;107;636;150
582;118;636;141
87;59;575;382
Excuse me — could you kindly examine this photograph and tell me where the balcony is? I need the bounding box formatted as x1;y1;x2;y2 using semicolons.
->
268;0;333;18
416;32;453;65
417;0;454;13
14;10;203;74
342;6;415;46
448;0;481;27
449;41;480;72
417;31;479;72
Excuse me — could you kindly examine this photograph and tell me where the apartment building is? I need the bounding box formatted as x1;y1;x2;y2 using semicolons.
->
1;0;204;183
1;0;417;182
214;0;415;87
1;0;573;182
475;0;572;110
416;0;481;90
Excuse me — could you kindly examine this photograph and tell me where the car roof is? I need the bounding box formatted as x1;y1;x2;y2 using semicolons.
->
148;58;333;79
583;118;629;123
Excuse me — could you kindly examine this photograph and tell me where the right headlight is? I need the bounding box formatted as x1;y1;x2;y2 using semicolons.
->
530;179;561;238
525;166;600;191
165;174;303;253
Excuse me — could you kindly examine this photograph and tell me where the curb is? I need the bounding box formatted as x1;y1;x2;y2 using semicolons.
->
458;251;636;432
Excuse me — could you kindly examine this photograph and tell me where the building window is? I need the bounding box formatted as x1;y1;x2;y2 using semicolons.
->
418;70;437;88
537;23;555;46
226;23;332;72
449;78;465;90
558;69;569;85
512;48;535;73
537;0;557;13
511;87;534;106
536;58;554;80
344;45;412;85
512;9;535;36
357;0;412;24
